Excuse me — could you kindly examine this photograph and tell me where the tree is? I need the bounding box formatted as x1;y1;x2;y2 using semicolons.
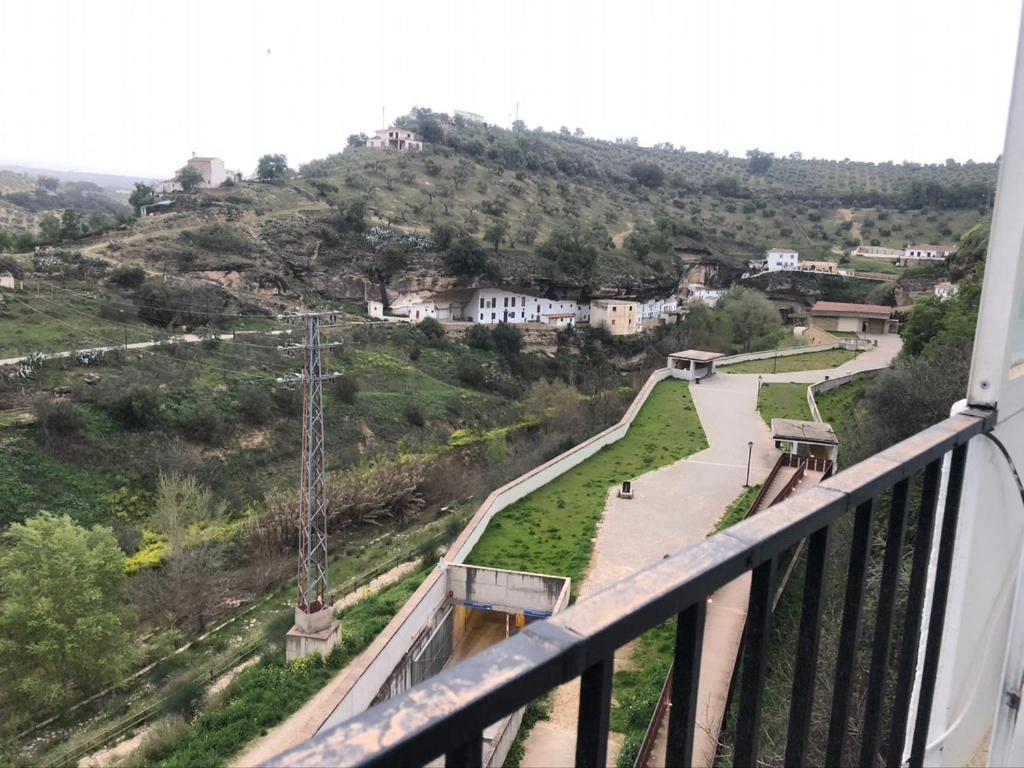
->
537;224;601;279
364;246;409;305
0;514;132;718
346;133;369;148
491;322;523;356
255;153;289;182
443;235;489;277
38;213;61;242
719;287;781;352
37;175;60;191
129;182;156;214
175;165;205;191
746;148;774;174
484;220;509;253
59;209;84;240
628;161;665;188
430;222;458;249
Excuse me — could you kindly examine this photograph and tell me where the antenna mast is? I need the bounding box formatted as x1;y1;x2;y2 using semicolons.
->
278;311;343;661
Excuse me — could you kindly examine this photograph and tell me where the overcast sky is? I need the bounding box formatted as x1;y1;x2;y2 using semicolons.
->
0;0;1020;178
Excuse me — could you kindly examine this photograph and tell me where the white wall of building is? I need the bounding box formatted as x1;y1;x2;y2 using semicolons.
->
767;249;800;271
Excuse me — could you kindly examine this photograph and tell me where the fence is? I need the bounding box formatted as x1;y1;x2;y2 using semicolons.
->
269;408;993;768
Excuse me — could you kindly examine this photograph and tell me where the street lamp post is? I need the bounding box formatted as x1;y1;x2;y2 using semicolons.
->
756;375;762;410
745;441;754;487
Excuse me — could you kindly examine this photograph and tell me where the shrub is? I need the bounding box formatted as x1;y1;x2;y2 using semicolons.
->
417;317;446;342
107;266;147;288
32;396;83;442
178;402;227;445
456;359;485;388
332;376;359;405
238;386;273;425
465;324;494;350
180;224;252;254
404;404;426;427
491;322;523;356
97;381;161;429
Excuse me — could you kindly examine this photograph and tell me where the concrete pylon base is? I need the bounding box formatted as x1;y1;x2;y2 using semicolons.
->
286;606;341;662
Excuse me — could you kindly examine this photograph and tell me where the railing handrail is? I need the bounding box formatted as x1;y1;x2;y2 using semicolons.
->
268;408;993;768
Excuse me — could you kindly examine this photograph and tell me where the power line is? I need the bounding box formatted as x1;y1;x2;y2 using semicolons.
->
6;295;283;382
26;292;298;363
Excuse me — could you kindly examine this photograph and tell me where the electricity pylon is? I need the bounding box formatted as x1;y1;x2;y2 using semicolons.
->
278;311;343;659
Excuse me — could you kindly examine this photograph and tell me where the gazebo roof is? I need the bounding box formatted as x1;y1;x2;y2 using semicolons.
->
772;419;839;446
668;349;726;363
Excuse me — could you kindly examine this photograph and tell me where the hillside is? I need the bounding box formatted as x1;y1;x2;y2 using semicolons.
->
0;108;995;311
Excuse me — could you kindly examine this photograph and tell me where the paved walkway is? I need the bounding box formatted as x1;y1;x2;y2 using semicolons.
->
523;334;902;768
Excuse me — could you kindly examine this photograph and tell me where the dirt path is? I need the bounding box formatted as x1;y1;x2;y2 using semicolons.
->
612;221;635;248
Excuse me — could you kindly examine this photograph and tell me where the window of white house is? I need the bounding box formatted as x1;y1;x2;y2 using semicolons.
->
491;312;496;321
479;298;484;308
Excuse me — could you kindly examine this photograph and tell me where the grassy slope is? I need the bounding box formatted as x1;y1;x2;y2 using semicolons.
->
153;571;429;768
465;378;706;586
0;291;156;357
0;329;513;527
757;382;812;424
720;348;857;374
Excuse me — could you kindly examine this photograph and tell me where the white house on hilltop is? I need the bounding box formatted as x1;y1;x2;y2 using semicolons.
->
767;248;800;271
366;128;423;151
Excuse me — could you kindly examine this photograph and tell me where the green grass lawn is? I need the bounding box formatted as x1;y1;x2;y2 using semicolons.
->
465;379;707;587
757;383;812;424
720;348;858;374
716;484;762;532
814;377;870;463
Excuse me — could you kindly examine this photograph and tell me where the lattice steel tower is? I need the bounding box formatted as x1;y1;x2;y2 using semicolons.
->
279;312;342;659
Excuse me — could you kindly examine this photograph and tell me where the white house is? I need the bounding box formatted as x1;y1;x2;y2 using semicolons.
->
155;155;228;192
467;289;580;325
904;244;955;262
639;296;680;324
688;286;723;308
187;156;227;188
366;128;423;151
0;272;22;290
766;248;800;272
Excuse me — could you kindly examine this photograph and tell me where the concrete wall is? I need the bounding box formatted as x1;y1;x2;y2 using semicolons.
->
800;326;841;346
717;342;839;367
448;564;570;616
317;367;673;733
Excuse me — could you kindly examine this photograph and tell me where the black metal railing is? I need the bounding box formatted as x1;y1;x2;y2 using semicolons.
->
268;408;993;768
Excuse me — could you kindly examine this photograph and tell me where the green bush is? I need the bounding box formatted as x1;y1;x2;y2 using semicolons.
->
96;381;162;429
404;404;426;427
180;224;253;254
32;396;84;442
331;376;360;405
178;402;227;445
107;266;147;288
238;386;274;425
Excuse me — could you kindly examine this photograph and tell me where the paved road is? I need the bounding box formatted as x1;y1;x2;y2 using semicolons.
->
522;335;902;768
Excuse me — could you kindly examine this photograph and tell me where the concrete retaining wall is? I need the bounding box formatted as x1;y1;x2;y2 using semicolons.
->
806;369;879;423
318;366;674;732
448;564;570;617
717;342;838;367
